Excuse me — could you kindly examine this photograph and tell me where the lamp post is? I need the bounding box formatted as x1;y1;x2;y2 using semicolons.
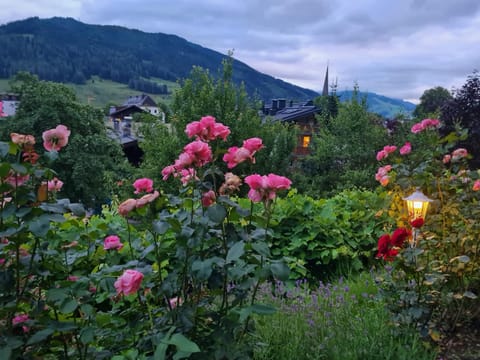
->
403;187;433;247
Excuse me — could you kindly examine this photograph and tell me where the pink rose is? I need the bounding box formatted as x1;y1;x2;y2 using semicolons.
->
451;148;468;161
411;122;424;133
136;190;160;208
47;177;63;192
114;269;144;296
12;314;30;333
169;296;183;309
42;125;71;151
473;180;480;191
183;140;212;167
201;190;216;207
10;133;36;146
244;173;291;203
67;275;80;281
383;145;397;154
179;168;198;185
443;154;451;164
376;150;388;161
118;198;137;217
104;235;123;250
133;178;154;194
243;138;264;153
185;116;230;142
399;142;411;155
161;165;176;181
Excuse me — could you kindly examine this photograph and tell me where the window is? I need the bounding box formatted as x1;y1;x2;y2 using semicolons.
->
302;135;311;148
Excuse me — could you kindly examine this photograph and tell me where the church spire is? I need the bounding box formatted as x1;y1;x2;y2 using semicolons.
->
322;65;329;96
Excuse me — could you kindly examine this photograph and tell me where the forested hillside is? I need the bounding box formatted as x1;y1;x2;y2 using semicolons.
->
0;17;318;101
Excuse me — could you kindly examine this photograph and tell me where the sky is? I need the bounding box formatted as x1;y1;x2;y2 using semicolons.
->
1;0;480;103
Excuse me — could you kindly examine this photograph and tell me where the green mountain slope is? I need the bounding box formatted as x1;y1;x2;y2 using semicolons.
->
337;90;415;118
0;17;318;101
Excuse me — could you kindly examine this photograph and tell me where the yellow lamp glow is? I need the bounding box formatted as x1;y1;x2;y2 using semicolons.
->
403;188;433;221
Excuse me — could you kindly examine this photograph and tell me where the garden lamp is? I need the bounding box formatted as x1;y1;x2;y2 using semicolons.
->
403;188;433;247
403;187;433;222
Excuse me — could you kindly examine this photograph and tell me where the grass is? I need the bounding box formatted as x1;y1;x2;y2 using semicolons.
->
253;274;438;360
0;76;179;108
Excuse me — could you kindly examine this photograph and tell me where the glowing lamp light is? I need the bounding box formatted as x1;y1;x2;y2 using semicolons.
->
403;188;433;222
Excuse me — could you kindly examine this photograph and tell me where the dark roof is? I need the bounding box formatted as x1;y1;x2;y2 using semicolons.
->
123;94;157;107
110;105;145;118
273;105;318;122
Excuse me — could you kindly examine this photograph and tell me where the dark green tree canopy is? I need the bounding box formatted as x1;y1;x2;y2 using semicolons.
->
440;70;480;168
413;86;453;119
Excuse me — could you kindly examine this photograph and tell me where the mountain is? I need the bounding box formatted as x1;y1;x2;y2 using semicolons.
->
0;17;318;102
337;90;416;118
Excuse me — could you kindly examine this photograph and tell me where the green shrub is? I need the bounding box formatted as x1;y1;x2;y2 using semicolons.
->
267;189;392;280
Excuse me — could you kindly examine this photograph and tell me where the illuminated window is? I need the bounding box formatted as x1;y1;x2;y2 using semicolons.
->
302;135;311;148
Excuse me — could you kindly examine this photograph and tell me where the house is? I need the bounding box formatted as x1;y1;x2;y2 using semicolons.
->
123;94;161;117
261;66;330;156
0;93;20;117
262;99;320;156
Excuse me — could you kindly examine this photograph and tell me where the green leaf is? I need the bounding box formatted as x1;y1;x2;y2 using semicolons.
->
60;298;78;314
226;241;244;263
169;333;200;354
270;260;290;281
0;141;9;157
11;163;27;174
206;204;227;224
27;328;55;345
47;288;68;303
251;241;270;257
80;326;95;344
68;203;86;217
0;346;12;360
28;216;51;237
152;220;171;235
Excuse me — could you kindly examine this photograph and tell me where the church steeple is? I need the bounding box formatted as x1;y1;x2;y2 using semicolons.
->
322;65;329;96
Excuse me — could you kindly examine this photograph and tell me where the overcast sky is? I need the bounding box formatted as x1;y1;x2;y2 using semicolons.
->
2;0;480;103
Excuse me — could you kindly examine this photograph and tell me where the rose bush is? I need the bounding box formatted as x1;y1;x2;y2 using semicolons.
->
373;118;480;342
0;116;291;359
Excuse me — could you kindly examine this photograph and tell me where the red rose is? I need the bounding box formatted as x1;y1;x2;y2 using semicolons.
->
391;228;410;247
410;218;424;228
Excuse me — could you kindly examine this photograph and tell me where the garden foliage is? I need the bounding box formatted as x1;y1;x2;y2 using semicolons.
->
373;118;480;342
0;116;291;359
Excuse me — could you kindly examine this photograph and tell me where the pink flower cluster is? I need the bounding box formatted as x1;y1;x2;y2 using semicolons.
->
104;235;124;250
114;269;144;296
118;178;159;216
376;142;411;161
185;115;231;142
223;138;264;169
410;118;441;133
42;125;71;152
244;173;292;203
376;145;397;161
133;178;154;194
375;165;392;186
162;140;212;181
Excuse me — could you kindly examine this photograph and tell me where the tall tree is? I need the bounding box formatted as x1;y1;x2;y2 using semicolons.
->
413;86;453;119
295;87;386;197
0;72;132;208
441;70;480;168
138;57;296;187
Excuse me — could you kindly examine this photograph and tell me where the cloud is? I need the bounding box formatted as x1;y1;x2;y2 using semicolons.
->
1;0;480;101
